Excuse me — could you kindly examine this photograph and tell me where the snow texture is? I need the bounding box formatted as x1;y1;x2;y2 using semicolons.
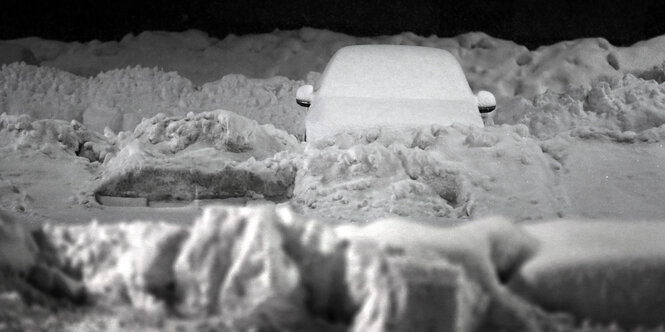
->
512;220;665;328
34;204;571;331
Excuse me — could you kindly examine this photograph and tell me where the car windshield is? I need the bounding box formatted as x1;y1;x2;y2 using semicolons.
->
316;45;473;100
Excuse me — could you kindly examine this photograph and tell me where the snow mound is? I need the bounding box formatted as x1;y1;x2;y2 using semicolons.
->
294;124;566;222
0;113;113;161
497;74;665;139
130;109;298;156
95;110;299;202
512;220;665;328
0;63;305;137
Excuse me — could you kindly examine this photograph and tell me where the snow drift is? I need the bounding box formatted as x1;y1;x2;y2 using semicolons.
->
0;64;306;137
6;28;665;99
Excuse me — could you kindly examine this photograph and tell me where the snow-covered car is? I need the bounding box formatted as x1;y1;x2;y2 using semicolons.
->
296;45;496;141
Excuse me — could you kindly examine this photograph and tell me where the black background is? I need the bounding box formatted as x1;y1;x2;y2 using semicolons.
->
3;0;665;48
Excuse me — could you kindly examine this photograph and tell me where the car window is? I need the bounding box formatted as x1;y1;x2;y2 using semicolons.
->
317;45;473;100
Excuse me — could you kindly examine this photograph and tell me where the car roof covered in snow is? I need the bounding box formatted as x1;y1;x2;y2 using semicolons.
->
316;45;473;100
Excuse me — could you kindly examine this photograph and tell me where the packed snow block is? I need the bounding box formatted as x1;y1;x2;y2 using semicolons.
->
0;43;38;66
512;220;665;328
42;221;188;311
174;205;307;329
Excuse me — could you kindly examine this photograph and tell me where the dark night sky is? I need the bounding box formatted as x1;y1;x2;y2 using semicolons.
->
3;0;665;48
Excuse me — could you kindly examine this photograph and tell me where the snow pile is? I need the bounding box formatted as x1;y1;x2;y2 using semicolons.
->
39;204;572;331
497;74;665;139
43;221;188;311
0;113;113;162
512;220;665;328
1;63;305;137
0;64;87;122
294;124;566;222
95;110;300;202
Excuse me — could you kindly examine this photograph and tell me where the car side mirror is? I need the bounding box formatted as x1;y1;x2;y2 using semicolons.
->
476;90;496;113
296;85;314;107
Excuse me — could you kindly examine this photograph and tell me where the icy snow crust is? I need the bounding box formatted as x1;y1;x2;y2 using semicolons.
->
2;28;665;330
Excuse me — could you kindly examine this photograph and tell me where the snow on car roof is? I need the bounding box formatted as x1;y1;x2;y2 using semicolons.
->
316;45;473;100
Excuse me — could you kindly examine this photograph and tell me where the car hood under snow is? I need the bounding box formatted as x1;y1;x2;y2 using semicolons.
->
305;96;484;141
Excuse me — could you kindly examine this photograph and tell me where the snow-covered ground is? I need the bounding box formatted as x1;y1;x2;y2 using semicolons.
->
2;28;665;331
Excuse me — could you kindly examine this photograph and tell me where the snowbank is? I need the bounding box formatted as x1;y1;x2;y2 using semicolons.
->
497;74;665;139
512;220;665;328
0;63;306;137
7;28;665;99
0;113;112;162
95;110;300;202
